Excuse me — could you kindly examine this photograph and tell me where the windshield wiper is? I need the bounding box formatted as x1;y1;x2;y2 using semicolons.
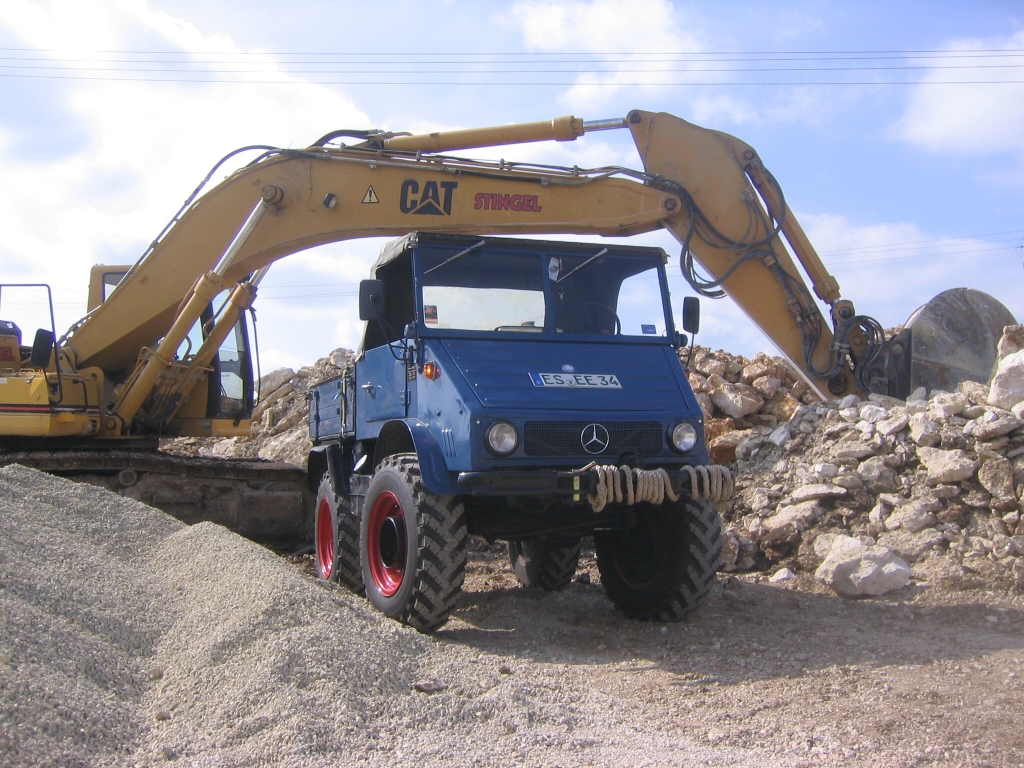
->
423;239;487;275
555;248;608;284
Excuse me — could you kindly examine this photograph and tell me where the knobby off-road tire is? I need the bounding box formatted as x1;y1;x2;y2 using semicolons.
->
507;538;581;591
314;475;364;594
595;498;722;621
361;454;467;632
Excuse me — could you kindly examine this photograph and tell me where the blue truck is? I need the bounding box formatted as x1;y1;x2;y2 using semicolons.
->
307;233;731;632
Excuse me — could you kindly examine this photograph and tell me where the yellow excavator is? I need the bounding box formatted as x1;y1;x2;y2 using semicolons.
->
0;109;1015;542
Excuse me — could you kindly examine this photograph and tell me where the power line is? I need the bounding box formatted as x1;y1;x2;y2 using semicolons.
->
2;73;1021;85
817;228;1024;256
4;53;1024;64
3;63;1024;74
830;244;1016;265
2;47;1023;55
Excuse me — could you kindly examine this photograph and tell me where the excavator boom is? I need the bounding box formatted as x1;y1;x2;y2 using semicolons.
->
15;108;1017;440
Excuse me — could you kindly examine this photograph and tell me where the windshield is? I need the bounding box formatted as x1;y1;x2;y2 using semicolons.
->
417;245;670;339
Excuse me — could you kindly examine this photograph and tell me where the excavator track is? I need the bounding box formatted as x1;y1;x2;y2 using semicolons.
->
0;447;313;547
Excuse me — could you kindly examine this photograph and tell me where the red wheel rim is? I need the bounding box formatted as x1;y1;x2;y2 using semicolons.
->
367;491;407;597
316;497;334;579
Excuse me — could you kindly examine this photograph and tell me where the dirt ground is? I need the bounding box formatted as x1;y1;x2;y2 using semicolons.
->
5;462;1023;767
317;540;1024;767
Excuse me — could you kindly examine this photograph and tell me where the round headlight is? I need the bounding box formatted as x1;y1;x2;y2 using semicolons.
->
670;421;698;453
486;421;519;456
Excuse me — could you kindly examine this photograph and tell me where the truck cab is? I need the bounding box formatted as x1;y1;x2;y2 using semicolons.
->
308;233;729;631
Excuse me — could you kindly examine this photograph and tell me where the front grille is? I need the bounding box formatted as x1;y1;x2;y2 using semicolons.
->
523;421;663;457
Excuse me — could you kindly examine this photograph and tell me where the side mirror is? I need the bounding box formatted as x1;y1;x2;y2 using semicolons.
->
358;279;385;321
30;329;55;369
682;296;700;334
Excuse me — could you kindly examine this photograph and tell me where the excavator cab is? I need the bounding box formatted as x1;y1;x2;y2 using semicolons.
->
87;266;129;312
0;284;61;377
87;265;256;433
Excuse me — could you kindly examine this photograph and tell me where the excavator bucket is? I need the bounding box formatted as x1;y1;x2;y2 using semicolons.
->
886;288;1017;399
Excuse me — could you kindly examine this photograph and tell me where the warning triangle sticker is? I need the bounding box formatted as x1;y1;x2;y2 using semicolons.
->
361;186;379;204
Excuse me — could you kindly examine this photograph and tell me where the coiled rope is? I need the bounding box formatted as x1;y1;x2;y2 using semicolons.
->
587;465;734;513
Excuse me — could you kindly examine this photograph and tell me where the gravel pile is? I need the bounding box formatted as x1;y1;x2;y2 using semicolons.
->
1;464;765;767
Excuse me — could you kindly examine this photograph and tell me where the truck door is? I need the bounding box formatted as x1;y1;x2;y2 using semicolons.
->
356;250;414;429
356;344;408;424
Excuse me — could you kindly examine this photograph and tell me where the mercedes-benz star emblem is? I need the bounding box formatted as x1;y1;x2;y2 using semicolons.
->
581;423;610;454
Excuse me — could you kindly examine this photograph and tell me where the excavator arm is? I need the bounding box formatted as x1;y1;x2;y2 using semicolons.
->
59;109;1002;437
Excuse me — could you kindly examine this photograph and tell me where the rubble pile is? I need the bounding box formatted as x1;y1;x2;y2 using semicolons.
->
681;345;822;464
718;325;1024;596
162;348;352;469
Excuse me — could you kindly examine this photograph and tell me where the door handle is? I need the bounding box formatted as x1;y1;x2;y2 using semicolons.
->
361;382;375;392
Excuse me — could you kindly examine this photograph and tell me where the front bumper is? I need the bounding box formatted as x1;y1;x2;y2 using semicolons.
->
456;464;732;501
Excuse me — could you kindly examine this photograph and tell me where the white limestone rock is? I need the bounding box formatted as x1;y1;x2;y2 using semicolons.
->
868;502;891;526
789;483;848;503
858;404;888;424
710;382;765;419
978;456;1016;506
988;350;1024;411
767;423;791;446
763;500;822;532
915;447;979;484
876;412;910;437
908;412;940;447
769;568;796;583
973;416;1023;442
751;375;781;399
814;536;912;597
928;392;969;420
697;357;728;377
884;496;941;533
997;325;1024;358
258;367;295;398
833;443;877;460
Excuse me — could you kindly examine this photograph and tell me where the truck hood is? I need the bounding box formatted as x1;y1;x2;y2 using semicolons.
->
439;338;690;411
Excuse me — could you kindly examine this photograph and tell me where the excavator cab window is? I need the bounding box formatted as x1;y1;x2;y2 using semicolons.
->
211;316;251;419
175;302;254;420
101;271;127;303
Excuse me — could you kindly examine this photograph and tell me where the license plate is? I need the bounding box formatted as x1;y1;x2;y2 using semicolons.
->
529;372;621;389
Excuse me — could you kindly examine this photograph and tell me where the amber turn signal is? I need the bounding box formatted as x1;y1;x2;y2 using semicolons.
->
422;361;440;380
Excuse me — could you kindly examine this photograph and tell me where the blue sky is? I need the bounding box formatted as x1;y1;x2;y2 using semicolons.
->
0;0;1021;371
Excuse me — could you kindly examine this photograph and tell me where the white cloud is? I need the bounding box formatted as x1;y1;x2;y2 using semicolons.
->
0;0;370;353
897;29;1024;156
504;0;713;109
502;0;832;128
